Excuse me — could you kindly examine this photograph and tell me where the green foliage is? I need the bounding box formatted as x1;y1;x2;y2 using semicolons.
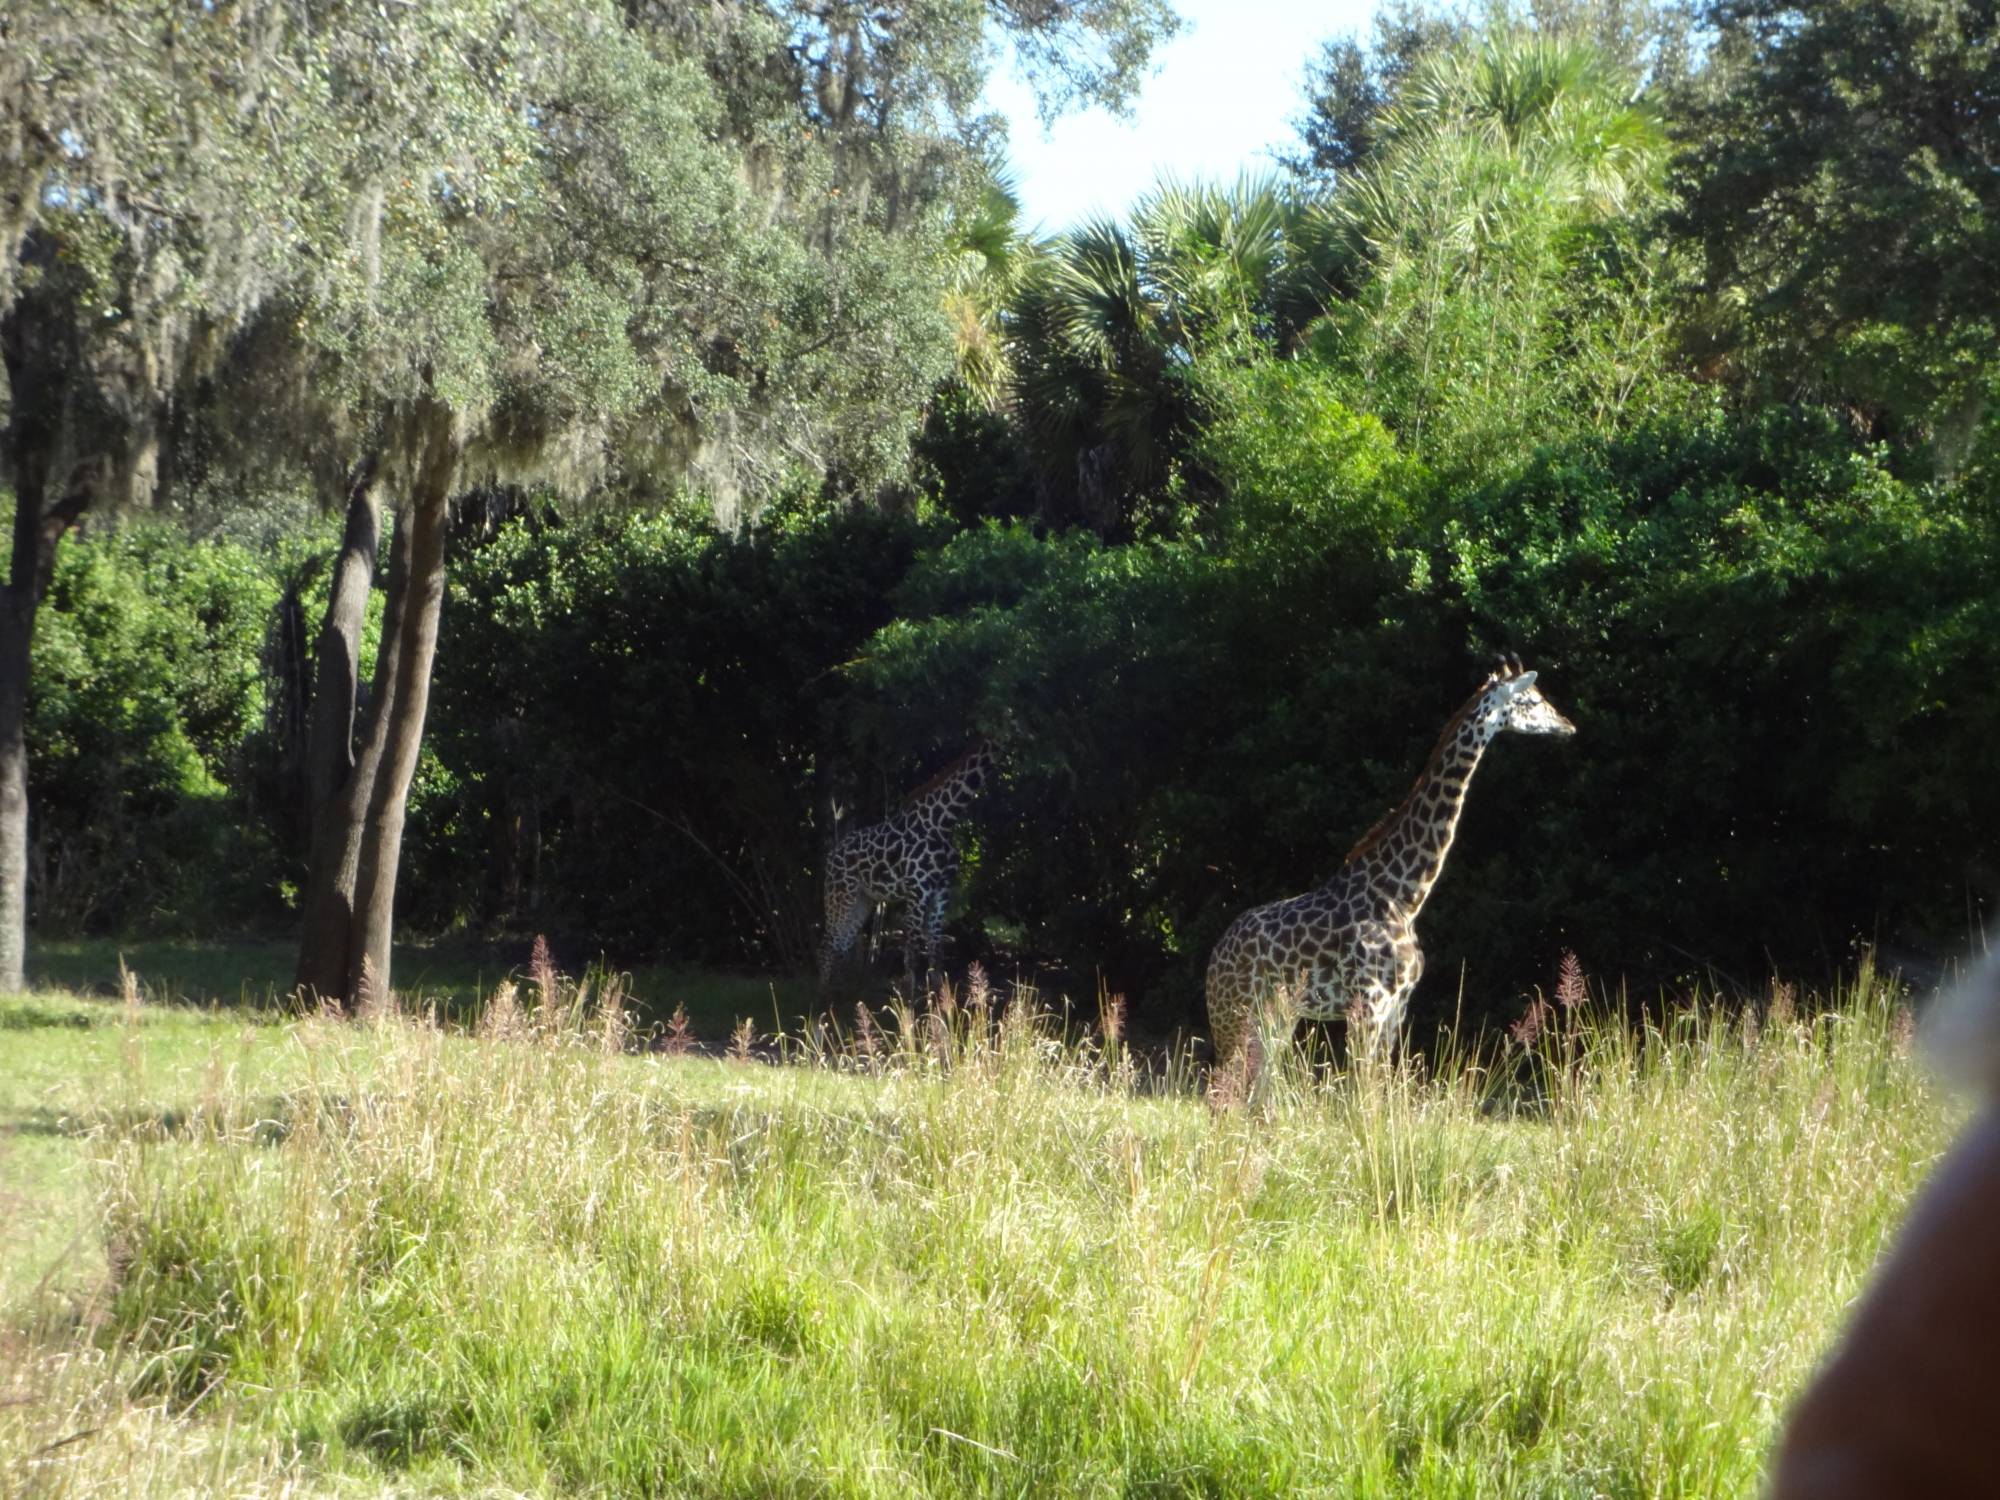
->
1285;3;1473;187
911;383;1041;527
411;503;941;961
269;0;1179;508
1285;1;1699;190
26;525;281;934
942;179;1035;414
242;349;1970;1030
4;0;1997;1061
1672;0;2000;470
1435;408;2000;984
1311;30;1695;476
860;389;2000;1023
988;0;1184;117
1189;357;1418;556
862;377;1439;1004
1002;177;1345;531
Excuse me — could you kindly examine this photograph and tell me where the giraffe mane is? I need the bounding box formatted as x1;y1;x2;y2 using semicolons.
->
1340;686;1488;866
900;743;987;807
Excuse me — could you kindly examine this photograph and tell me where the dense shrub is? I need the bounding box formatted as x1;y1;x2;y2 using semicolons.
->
860;371;1451;1015
413;501;942;964
28;523;282;934
14;389;1994;1040
1435;408;2000;993
856;398;2000;1029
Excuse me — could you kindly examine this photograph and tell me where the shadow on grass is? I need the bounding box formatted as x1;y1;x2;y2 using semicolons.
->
22;936;822;1039
0;1000;99;1031
0;1100;302;1147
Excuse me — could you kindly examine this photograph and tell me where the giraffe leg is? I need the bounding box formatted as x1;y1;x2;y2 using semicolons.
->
907;888;947;1001
818;889;869;990
1353;1004;1389;1067
1358;946;1421;1065
1207;1000;1249;1107
922;896;945;1000
1353;983;1410;1068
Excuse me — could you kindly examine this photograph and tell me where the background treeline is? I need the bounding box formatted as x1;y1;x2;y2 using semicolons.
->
10;0;1999;1030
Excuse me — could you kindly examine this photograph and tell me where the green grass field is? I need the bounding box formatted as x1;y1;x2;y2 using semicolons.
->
0;965;1961;1498
23;937;815;1037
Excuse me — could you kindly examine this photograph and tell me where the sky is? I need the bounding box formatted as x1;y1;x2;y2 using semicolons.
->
981;0;1377;234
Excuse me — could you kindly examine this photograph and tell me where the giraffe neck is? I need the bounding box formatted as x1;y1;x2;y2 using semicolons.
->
912;777;974;825
1348;696;1501;919
903;750;989;830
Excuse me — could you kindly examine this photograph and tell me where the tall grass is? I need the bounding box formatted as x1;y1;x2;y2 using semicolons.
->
1;972;1960;1498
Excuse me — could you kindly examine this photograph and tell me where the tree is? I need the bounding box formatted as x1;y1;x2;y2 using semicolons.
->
1286;0;1698;189
282;1;777;1007
1285;3;1472;187
0;3;359;992
1005;175;1342;531
944;178;1036;415
1672;0;2000;469
284;0;1181;1007
1309;30;1687;472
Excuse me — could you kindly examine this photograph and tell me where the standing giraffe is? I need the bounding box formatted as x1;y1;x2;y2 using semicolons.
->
818;742;995;996
1205;657;1575;1096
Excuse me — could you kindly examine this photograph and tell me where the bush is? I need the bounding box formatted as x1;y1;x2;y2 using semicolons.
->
13;385;1990;1038
858;397;2000;1030
859;376;1450;1017
414;501;942;963
27;522;282;933
1432;407;2000;993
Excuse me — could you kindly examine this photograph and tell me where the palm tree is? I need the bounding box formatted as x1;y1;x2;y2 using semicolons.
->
1002;174;1345;530
943;176;1034;412
1315;31;1674;466
1379;33;1664;215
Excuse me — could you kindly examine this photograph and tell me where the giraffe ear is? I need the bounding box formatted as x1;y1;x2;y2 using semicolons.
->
1512;669;1537;690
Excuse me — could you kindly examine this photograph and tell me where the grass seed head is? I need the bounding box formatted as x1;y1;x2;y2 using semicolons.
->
529;934;558;1015
662;1003;692;1057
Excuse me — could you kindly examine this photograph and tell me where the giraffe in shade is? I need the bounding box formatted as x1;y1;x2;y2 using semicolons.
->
1205;657;1575;1097
817;742;995;996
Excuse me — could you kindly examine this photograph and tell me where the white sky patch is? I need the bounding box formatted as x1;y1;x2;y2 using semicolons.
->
983;0;1377;234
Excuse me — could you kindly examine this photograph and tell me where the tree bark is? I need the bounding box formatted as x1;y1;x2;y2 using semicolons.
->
345;419;456;1008
0;459;92;995
304;456;382;830
0;473;47;998
293;456;389;1003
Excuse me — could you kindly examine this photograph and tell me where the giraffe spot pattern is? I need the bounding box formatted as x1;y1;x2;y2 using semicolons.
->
818;745;995;993
1205;664;1574;1099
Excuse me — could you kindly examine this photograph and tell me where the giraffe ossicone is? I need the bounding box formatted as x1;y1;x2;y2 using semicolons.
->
1204;658;1575;1100
817;742;996;998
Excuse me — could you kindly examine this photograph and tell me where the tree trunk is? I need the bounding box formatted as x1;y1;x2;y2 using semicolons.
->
0;481;42;998
345;417;458;1008
0;460;92;994
304;457;382;830
293;457;391;1004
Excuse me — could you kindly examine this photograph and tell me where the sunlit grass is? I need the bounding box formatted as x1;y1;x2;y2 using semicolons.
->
0;968;1960;1497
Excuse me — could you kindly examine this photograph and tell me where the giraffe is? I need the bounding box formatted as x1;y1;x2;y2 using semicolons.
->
1204;657;1575;1098
817;742;995;996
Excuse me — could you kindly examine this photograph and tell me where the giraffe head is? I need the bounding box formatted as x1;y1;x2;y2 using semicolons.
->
1480;655;1576;738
